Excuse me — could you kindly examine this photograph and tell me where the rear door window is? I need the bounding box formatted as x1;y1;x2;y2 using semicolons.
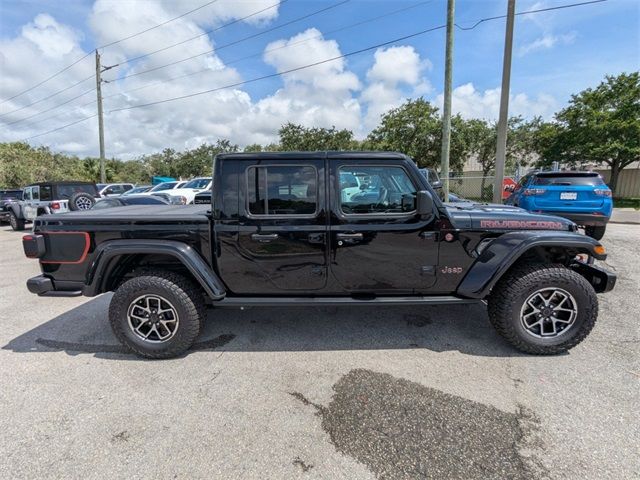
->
533;174;605;186
57;184;99;199
247;165;317;216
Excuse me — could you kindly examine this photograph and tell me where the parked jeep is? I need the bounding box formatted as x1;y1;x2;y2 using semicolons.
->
9;181;98;231
0;189;23;224
23;152;615;359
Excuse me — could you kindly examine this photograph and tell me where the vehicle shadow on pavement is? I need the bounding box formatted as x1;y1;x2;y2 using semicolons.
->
3;295;525;359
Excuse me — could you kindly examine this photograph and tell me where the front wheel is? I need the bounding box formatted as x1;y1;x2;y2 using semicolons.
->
585;225;606;240
9;211;25;231
109;271;205;359
488;263;598;355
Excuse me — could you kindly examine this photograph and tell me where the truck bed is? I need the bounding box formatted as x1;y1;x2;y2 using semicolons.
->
38;204;210;223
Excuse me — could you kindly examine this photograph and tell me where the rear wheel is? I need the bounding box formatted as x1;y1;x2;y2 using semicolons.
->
488;263;598;355
585;225;606;240
109;271;205;359
9;211;25;231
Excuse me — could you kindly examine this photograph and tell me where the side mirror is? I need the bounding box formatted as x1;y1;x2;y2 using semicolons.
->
416;190;434;218
430;180;443;190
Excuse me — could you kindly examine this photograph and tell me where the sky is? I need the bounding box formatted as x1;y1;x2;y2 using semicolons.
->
0;0;638;159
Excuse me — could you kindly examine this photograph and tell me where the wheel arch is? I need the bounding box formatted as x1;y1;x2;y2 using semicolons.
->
84;239;226;300
457;231;608;299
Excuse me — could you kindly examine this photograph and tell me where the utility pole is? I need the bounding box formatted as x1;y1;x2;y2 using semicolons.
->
95;49;106;184
493;0;516;203
440;0;455;200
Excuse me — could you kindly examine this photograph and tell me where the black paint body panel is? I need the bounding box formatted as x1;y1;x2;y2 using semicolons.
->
26;151;615;301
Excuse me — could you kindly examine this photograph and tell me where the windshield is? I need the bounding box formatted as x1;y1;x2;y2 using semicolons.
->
123;186;150;195
0;190;22;200
150;182;177;191
534;174;605;186
183;178;211;189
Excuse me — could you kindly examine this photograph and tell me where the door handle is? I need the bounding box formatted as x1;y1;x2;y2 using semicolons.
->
251;233;279;243
336;232;363;245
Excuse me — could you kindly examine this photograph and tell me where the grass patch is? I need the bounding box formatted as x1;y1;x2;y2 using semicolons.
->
614;198;640;210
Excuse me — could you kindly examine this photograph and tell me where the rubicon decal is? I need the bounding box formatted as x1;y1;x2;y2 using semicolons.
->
480;220;565;230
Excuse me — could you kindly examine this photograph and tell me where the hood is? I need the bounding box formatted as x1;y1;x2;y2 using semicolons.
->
445;203;577;231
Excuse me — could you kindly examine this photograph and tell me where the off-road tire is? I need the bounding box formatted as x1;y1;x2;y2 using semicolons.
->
585;225;606;240
68;192;95;211
488;263;598;355
109;271;205;359
9;211;25;231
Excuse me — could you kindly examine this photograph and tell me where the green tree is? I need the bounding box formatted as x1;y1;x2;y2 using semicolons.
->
550;72;640;192
278;123;359;151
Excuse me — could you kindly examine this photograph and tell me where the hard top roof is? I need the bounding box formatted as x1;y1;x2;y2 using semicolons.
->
26;180;97;187
216;151;411;161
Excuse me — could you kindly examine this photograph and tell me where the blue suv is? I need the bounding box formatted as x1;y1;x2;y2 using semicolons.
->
505;171;612;240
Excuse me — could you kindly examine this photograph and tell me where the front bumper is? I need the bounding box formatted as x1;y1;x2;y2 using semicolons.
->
537;211;609;227
27;275;82;297
571;262;617;293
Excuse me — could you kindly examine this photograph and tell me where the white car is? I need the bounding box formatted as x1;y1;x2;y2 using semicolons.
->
164;177;212;204
142;181;187;195
96;183;135;197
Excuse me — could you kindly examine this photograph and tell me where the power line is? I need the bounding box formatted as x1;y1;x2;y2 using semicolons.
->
4;86;96;127
455;0;606;30
98;0;220;49
112;0;285;68
0;74;95;119
0;0;229;106
102;0;433;102
22;114;98;141
1;0;285;122
20;0;606;142
110;0;351;82
0;52;92;107
13;1;427;129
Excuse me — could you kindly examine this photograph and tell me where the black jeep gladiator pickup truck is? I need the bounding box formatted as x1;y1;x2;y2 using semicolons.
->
22;152;616;358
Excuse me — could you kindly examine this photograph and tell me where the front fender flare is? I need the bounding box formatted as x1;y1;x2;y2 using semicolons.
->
456;231;606;299
83;239;225;300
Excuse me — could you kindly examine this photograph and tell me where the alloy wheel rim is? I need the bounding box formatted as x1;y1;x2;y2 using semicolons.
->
520;287;578;339
76;197;93;210
127;294;179;343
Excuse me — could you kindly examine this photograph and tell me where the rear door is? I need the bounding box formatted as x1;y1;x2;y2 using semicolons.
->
234;158;328;293
328;158;439;294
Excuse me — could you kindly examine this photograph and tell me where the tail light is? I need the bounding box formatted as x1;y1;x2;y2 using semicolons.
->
23;234;46;258
50;202;61;210
523;188;545;196
594;189;612;197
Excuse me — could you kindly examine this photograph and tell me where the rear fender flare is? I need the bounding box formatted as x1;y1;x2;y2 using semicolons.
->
83;239;225;300
456;231;606;299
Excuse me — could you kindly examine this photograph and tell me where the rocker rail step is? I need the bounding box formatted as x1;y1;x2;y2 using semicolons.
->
214;296;480;307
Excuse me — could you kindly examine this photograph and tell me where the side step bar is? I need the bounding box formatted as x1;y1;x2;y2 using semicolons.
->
214;296;480;308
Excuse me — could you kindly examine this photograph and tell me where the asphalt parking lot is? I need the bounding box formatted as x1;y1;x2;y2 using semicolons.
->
0;224;638;479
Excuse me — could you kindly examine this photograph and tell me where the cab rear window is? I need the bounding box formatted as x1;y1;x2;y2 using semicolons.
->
533;174;604;186
247;165;317;216
56;184;99;199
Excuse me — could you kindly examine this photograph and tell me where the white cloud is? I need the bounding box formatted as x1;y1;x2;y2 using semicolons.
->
361;46;431;131
0;2;557;160
435;83;557;120
518;32;577;56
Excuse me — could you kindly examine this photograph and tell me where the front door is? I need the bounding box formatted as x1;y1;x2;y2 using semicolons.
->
235;159;328;294
22;187;38;220
329;160;439;294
